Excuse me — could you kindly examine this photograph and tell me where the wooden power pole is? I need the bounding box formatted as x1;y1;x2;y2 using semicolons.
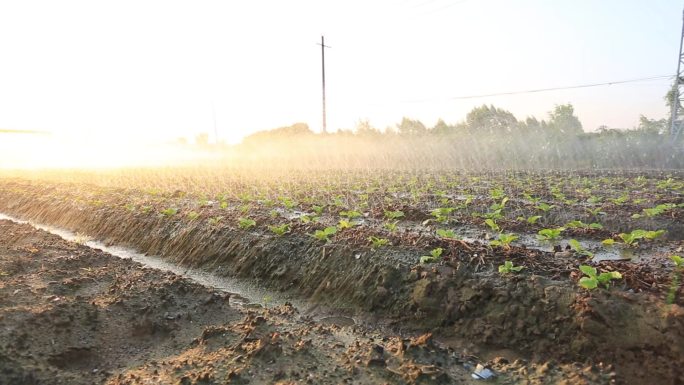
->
318;36;331;134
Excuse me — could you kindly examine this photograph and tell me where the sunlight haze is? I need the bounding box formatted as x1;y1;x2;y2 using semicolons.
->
0;0;680;160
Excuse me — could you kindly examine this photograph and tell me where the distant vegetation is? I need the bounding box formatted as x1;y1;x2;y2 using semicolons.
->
186;102;680;170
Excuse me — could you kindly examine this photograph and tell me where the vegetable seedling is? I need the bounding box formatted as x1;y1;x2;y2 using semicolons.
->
578;265;622;290
420;248;443;264
498;260;523;275
369;236;390;249
490;233;518;249
268;223;290;236
384;210;405;220
160;208;178;217
436;229;458;239
538;227;564;241
568;239;593;257
238;217;256;229
312;226;337;242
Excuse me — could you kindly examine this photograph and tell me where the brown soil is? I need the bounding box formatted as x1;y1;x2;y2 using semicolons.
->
0;176;683;384
0;219;613;385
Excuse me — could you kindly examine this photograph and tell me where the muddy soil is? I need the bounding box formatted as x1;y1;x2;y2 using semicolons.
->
0;219;616;385
0;178;683;384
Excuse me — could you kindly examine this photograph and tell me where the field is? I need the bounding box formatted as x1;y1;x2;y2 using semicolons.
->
1;168;683;384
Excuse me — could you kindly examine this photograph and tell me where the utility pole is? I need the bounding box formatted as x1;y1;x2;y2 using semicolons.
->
671;8;684;141
318;36;331;134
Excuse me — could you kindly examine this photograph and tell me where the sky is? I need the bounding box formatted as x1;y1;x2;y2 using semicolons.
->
0;0;680;150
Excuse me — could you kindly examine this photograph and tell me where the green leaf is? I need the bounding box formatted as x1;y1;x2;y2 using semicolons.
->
579;265;597;278
485;218;500;232
420;255;439;264
511;265;524;272
579;276;598;290
671;255;684;268
527;215;542;224
568;239;582;251
602;239;615;246
384;210;405;220
436;229;457;239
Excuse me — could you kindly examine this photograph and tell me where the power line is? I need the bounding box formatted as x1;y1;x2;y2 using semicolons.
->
401;75;672;103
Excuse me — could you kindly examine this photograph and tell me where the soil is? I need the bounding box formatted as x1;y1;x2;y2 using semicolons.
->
0;172;683;384
0;219;614;385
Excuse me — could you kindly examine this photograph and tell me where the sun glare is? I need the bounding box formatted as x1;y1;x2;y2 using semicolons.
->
0;133;217;170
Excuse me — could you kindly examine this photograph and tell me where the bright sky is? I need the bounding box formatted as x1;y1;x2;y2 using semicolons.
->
0;0;680;151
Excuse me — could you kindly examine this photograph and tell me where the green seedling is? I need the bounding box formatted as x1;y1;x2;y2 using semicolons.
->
338;219;355;230
487;197;508;214
538;227;564;241
384;221;398;232
384;210;405;220
312;205;324;215
585;207;606;217
526;215;542;224
208;216;223;226
187;211;200;220
300;215;315;224
219;201;229;209
657;178;675;190
268;223;290;236
667;256;684;305
238;217;256;229
535;202;555;213
601;238;616;246
490;233;518;249
420;247;443;264
436;229;458;239
369;236;390;249
587;196;603;205
141;205;152;214
490;187;505;200
160;208;178;217
280;197;297;210
431;207;454;224
578;265;622;290
498;260;523;274
565;220;603;230
609;194;629;205
632;203;677;219
618;229;666;246
340;210;362;219
523;193;541;204
484;218;500;233
312;226;337;242
568;239;593;257
124;203;136;212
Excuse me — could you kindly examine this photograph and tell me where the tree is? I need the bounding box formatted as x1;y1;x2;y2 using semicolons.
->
637;115;666;135
465;105;518;135
242;122;313;145
355;119;381;136
396;117;427;136
518;116;547;135
547;104;583;136
431;119;451;135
